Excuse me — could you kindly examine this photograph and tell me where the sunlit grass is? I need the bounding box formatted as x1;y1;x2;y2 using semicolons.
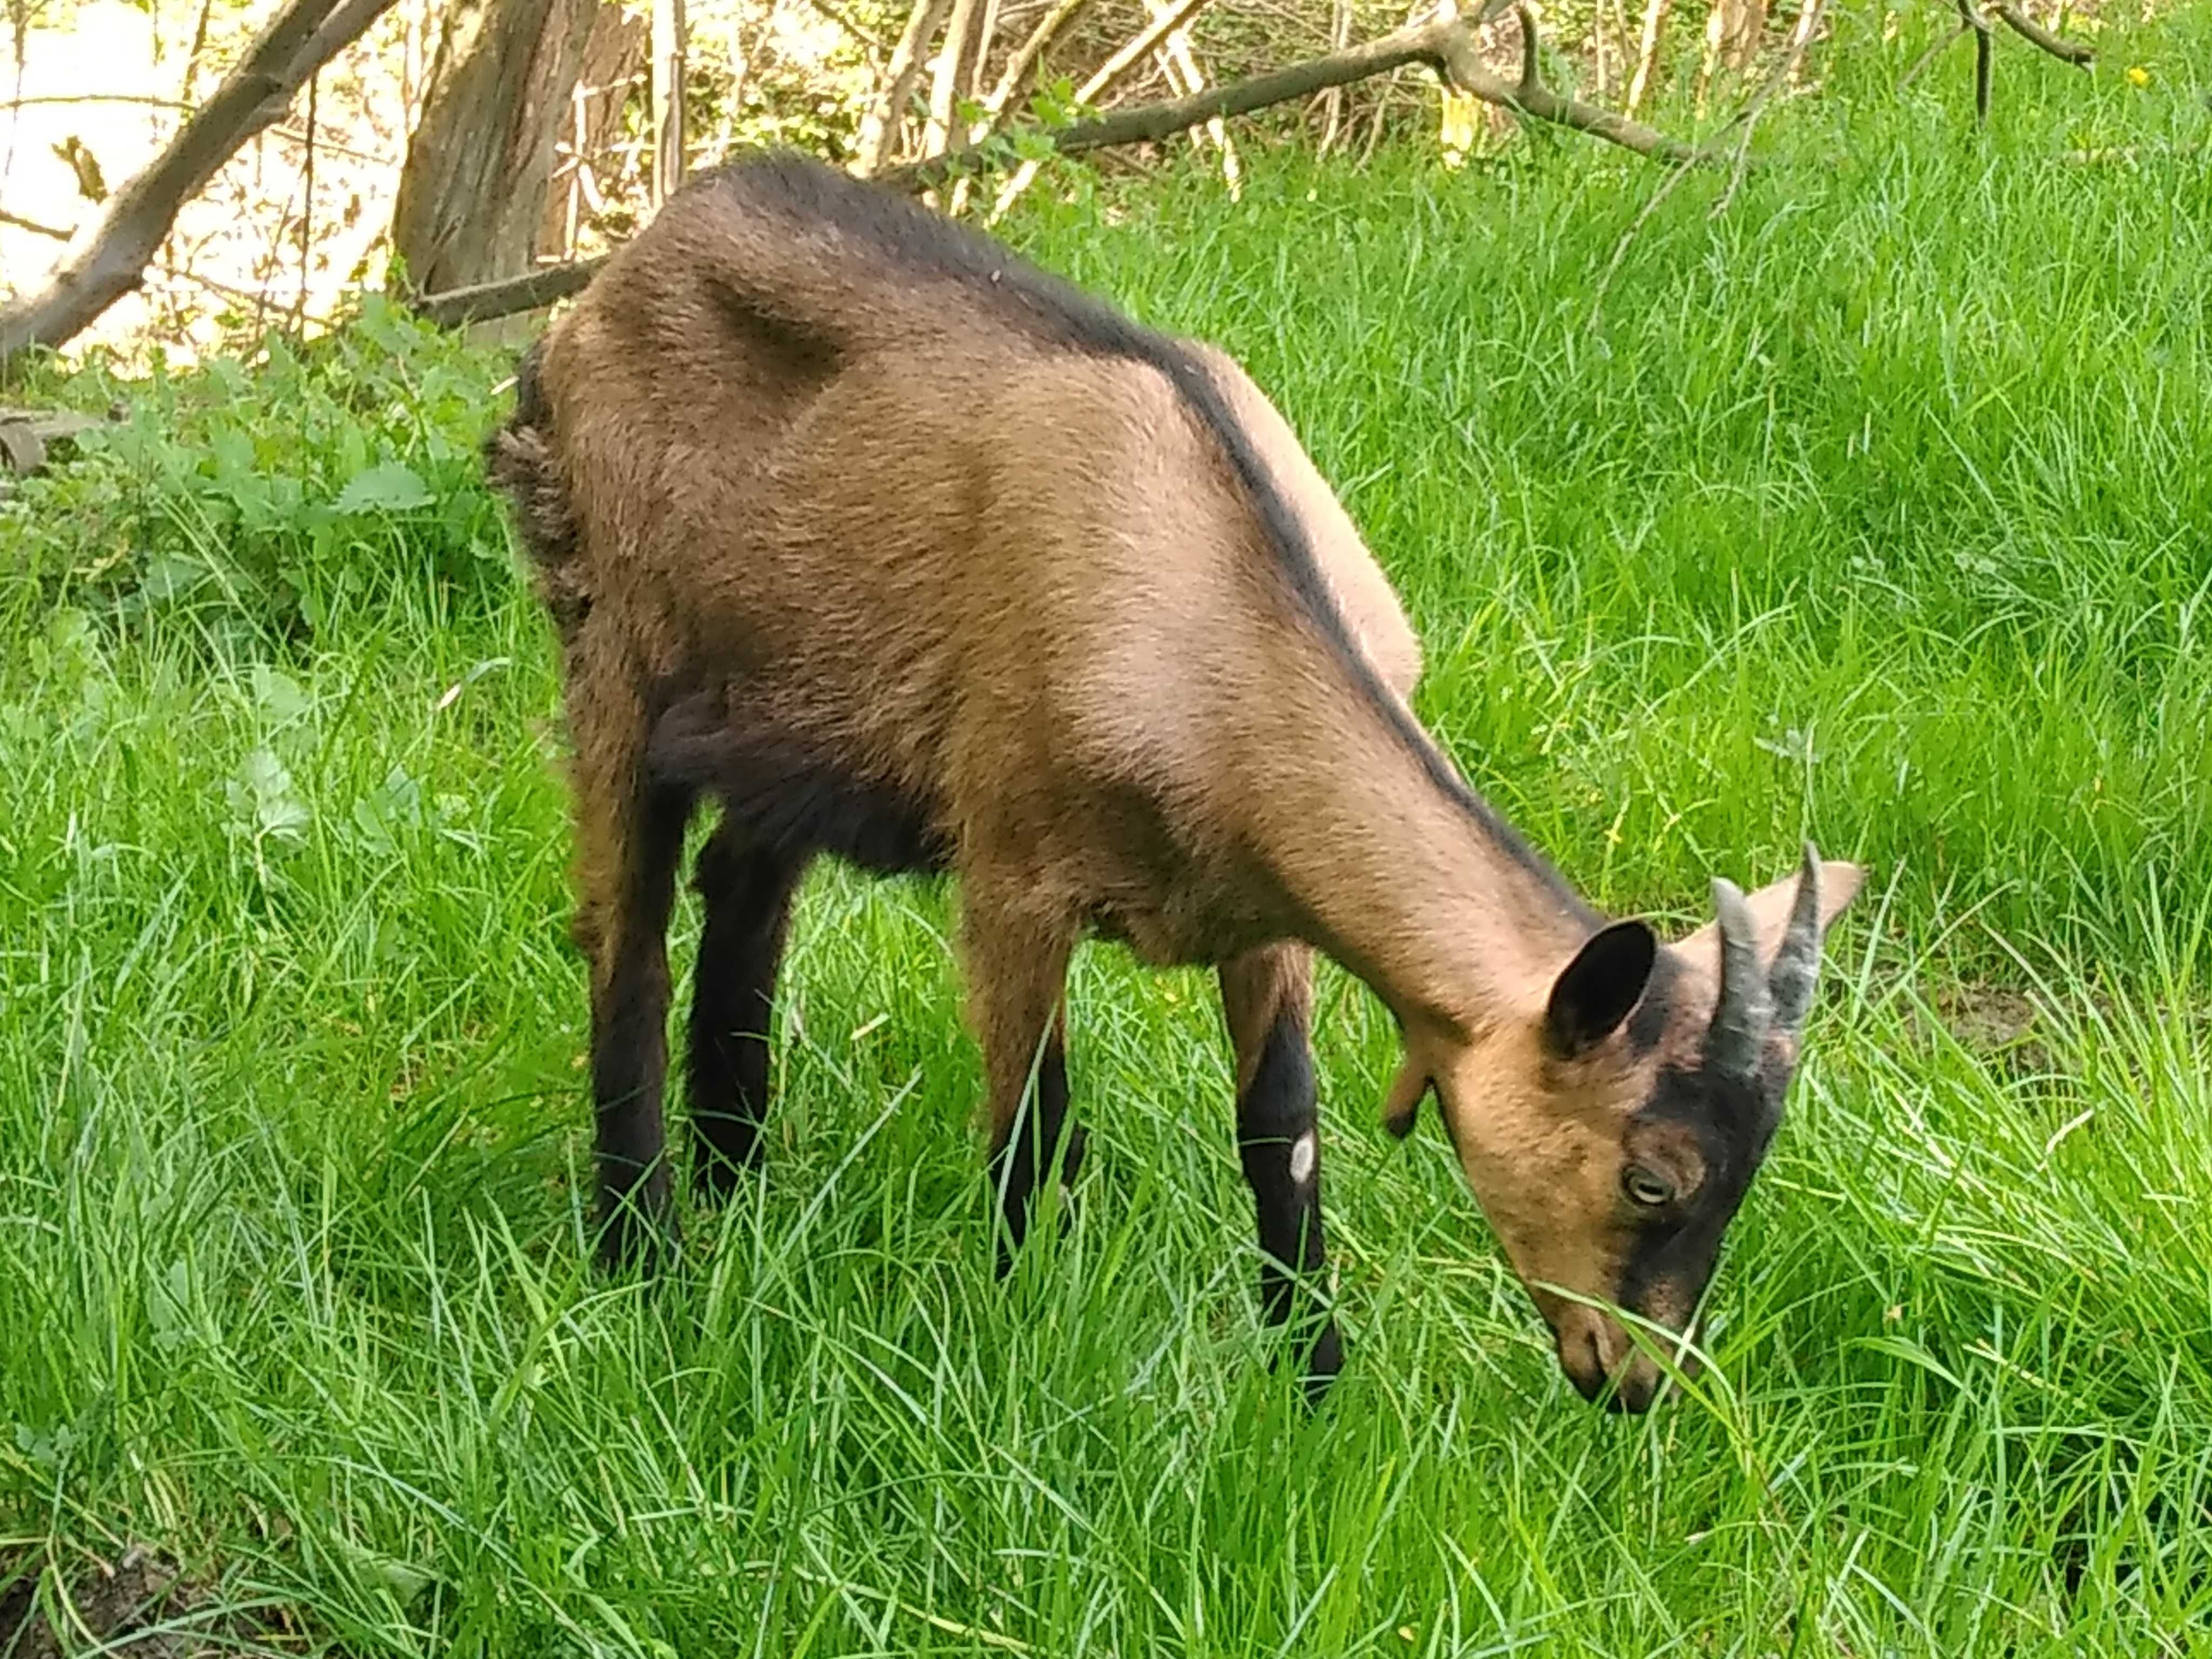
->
3;8;2210;1650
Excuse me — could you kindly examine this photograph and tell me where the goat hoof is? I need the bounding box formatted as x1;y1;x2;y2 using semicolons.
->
1302;1320;1345;1402
692;1142;764;1206
596;1203;680;1278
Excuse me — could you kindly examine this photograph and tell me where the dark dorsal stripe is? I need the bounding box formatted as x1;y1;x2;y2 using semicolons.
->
700;152;1587;914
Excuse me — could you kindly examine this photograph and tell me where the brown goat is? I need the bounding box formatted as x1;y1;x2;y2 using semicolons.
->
486;151;1863;1411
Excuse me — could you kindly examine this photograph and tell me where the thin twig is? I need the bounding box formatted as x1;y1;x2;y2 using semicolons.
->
268;123;389;165
1709;0;1824;214
0;93;198;111
981;0;1094;120
156;262;336;329
984;0;1218;218
1357;71;1395;161
804;0;888;56
1898;19;1967;89
0;204;73;238
1590;0;1824;327
293;69;315;328
1625;0;1671;113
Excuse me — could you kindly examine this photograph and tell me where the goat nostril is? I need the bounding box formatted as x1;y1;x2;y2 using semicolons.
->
1557;1319;1610;1402
1614;1354;1664;1413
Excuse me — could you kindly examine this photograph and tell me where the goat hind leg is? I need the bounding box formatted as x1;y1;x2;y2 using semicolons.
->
687;820;806;1199
569;697;692;1272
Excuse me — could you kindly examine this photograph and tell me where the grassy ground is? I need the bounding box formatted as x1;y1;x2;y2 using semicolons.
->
4;11;2211;1654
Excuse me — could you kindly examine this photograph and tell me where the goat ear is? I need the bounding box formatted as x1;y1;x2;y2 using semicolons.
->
1542;920;1658;1060
1382;1056;1430;1139
1678;858;1865;967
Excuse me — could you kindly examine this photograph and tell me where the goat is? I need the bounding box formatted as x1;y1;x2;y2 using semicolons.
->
485;150;1863;1411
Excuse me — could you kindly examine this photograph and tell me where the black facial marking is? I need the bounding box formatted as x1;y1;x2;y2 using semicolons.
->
1624;948;1683;1057
1614;1062;1786;1323
1236;1008;1340;1393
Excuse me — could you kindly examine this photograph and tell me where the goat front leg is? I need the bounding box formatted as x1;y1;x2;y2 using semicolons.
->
1220;943;1342;1397
568;685;692;1272
962;887;1082;1272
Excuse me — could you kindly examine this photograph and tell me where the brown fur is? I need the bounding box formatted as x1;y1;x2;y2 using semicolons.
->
486;151;1862;1408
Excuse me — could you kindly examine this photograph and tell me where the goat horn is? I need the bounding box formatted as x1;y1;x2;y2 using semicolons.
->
1768;840;1826;1036
1706;876;1771;1080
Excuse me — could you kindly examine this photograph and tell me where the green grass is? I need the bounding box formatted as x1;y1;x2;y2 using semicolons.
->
4;11;2212;1653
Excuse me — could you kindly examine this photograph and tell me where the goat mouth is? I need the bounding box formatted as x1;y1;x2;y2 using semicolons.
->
1556;1313;1667;1412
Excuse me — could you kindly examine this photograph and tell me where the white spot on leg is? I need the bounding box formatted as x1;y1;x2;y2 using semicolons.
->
1289;1131;1317;1186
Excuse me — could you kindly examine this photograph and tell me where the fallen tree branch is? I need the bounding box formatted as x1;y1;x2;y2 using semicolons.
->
0;0;399;370
1990;0;2091;66
893;5;1700;191
416;9;1702;328
1429;7;1704;163
415;255;611;327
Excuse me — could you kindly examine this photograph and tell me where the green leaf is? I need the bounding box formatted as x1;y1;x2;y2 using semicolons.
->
350;766;422;856
227;747;311;842
252;665;311;729
333;461;434;514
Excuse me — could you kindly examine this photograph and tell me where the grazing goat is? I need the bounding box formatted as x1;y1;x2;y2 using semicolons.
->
486;150;1863;1411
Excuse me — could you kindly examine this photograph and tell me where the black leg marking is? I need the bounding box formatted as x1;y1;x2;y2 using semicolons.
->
987;1022;1085;1273
1237;1008;1341;1397
686;825;806;1199
590;783;692;1273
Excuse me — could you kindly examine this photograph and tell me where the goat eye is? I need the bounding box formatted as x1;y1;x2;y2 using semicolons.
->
1623;1166;1674;1208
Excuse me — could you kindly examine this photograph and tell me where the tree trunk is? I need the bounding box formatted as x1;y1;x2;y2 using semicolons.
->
389;0;602;298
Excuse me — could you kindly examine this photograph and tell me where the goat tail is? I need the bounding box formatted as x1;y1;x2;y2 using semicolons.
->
484;338;592;640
